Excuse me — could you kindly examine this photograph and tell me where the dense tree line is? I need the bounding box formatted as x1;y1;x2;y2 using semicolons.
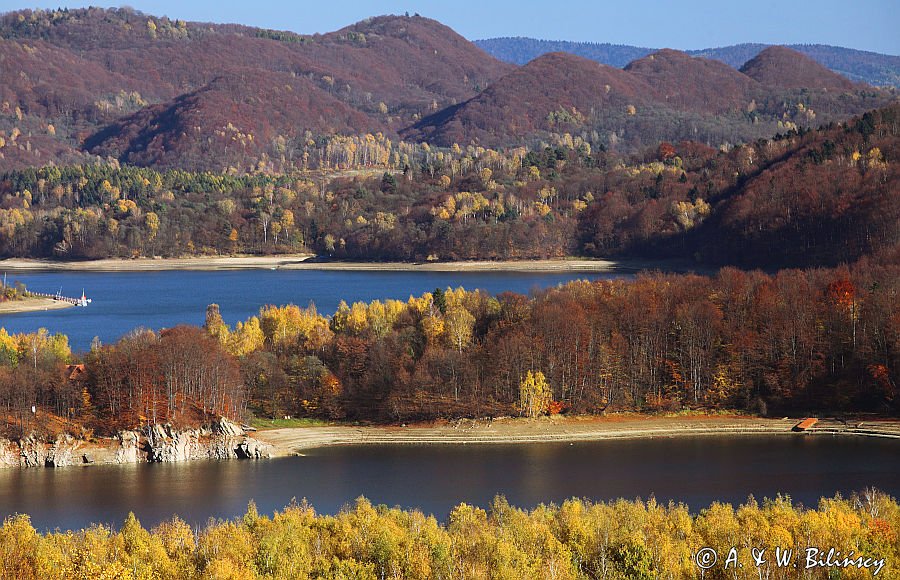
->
2;260;896;438
1;104;897;268
0;328;73;438
226;263;898;423
1;491;898;578
0;326;243;439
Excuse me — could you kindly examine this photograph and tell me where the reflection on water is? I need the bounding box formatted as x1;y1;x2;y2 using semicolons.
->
1;435;897;532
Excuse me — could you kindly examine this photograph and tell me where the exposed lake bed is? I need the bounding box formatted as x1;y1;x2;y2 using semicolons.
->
2;427;898;532
1;264;896;537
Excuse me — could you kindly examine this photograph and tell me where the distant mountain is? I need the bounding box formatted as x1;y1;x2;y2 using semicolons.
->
475;38;900;88
402;52;652;146
623;48;759;112
0;7;512;170
740;46;856;90
0;7;895;171
408;47;893;148
474;38;654;68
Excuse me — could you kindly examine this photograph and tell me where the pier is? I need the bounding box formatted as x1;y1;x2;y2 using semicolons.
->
28;289;91;307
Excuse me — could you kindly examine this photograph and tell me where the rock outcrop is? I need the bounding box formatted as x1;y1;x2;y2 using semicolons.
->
17;435;48;467
146;424;205;462
46;434;80;467
236;437;272;459
0;418;271;468
0;439;19;467
114;430;143;464
142;418;271;463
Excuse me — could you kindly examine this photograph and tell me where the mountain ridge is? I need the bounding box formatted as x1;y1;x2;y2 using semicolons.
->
0;7;896;171
475;37;900;87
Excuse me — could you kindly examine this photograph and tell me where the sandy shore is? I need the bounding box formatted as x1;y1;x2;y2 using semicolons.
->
0;255;315;271
280;259;621;272
0;297;74;314
0;255;624;272
253;415;900;457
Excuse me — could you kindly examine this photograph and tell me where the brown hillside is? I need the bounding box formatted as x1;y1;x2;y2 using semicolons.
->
1;7;895;169
692;105;900;266
1;9;511;125
740;45;856;90
316;15;515;112
403;52;651;146
85;70;379;171
0;38;147;120
623;49;760;112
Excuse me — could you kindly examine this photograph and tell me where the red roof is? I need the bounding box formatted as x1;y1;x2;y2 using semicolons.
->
66;364;86;380
794;418;818;431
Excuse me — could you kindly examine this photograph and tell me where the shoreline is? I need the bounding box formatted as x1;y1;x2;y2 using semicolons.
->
2;415;898;470
253;415;900;457
0;256;651;273
0;297;74;314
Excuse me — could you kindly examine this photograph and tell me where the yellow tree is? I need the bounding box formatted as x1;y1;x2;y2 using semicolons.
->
226;317;265;357
519;370;551;418
144;212;159;242
443;305;474;353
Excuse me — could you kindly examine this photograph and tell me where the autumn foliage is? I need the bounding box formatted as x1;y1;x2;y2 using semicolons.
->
2;491;899;579
4;258;896;439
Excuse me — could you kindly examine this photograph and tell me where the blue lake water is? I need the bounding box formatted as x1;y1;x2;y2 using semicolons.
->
1;268;897;534
1;435;898;531
0;269;625;351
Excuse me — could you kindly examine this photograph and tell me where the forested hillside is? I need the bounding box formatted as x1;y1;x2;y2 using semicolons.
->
408;46;893;149
476;37;900;87
2;105;896;268
0;7;511;171
0;7;895;172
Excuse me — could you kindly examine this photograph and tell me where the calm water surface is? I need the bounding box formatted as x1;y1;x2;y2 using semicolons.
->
0;269;624;351
1;435;898;531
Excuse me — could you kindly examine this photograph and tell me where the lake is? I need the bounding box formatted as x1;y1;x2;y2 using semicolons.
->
1;435;898;532
0;268;626;352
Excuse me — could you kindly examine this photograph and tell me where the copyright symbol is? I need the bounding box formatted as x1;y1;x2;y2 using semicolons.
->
695;547;717;569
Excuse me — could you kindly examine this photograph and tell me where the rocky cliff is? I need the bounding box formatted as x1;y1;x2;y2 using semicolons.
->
0;418;271;468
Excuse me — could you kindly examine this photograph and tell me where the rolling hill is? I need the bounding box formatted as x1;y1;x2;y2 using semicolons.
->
0;7;512;170
740;46;856;90
401;52;652;146
407;47;894;148
0;7;896;171
475;37;900;88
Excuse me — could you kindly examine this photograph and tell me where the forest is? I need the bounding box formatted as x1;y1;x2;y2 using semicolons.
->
1;104;897;269
1;257;897;438
1;491;897;579
475;37;900;88
1;8;895;172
